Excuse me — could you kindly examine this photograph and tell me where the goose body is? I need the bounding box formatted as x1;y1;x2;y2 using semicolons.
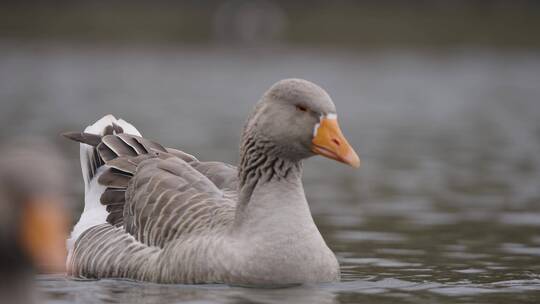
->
65;79;359;285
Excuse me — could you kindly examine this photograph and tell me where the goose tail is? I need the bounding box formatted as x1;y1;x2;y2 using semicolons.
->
63;114;141;255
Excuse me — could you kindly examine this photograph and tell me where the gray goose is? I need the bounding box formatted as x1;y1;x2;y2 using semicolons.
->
64;78;359;285
0;142;68;303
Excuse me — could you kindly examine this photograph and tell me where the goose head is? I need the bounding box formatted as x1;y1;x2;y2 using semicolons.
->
243;78;360;168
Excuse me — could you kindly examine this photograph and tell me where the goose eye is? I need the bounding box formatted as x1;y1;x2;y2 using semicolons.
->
296;105;308;112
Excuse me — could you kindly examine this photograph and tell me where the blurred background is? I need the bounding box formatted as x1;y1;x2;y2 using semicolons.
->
1;1;539;303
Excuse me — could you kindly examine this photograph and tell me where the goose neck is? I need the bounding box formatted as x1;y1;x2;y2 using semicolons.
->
234;136;307;227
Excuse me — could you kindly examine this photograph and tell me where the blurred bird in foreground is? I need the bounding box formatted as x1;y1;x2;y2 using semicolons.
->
0;139;69;304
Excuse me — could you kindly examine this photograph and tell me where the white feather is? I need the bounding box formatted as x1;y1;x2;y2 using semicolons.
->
66;167;108;252
116;118;141;137
326;113;338;120
313;113;338;137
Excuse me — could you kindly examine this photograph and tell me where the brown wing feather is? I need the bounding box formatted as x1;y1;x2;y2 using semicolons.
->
62;132;102;146
98;168;131;188
102;135;138;157
97;144;117;162
100;188;125;205
117;134;148;154
132;136;167;153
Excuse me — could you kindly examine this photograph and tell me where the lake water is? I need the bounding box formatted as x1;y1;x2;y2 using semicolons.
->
1;42;540;303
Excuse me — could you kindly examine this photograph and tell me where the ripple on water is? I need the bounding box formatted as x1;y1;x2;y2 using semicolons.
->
501;243;540;256
340;257;423;268
376;248;426;256
444;252;491;259
429;286;504;296
323;215;363;227
331;277;540;297
499;212;540;226
453;268;487;274
334;230;406;243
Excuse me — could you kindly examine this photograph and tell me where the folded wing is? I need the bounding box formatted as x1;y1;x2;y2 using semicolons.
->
64;131;237;248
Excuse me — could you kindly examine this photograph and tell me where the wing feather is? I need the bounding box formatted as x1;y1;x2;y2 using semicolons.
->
117;133;148;154
102;135;138;157
65;128;239;247
124;157;235;247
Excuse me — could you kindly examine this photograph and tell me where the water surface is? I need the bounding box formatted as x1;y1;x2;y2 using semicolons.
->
1;43;539;303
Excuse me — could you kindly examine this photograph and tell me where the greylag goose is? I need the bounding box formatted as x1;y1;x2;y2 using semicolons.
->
0;142;68;303
64;78;359;285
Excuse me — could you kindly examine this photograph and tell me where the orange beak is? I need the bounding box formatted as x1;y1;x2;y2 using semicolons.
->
20;198;69;273
312;116;360;168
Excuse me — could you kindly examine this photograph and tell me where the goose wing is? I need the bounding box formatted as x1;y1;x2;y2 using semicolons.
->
123;154;236;247
64;132;237;248
166;147;239;191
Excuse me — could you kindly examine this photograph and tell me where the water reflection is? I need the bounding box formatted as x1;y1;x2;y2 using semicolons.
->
38;275;338;304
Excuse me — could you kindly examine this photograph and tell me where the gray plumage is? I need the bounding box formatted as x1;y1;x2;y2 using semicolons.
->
66;79;344;285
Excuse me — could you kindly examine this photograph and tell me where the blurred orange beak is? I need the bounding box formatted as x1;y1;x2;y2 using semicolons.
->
312;116;360;168
20;198;68;273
